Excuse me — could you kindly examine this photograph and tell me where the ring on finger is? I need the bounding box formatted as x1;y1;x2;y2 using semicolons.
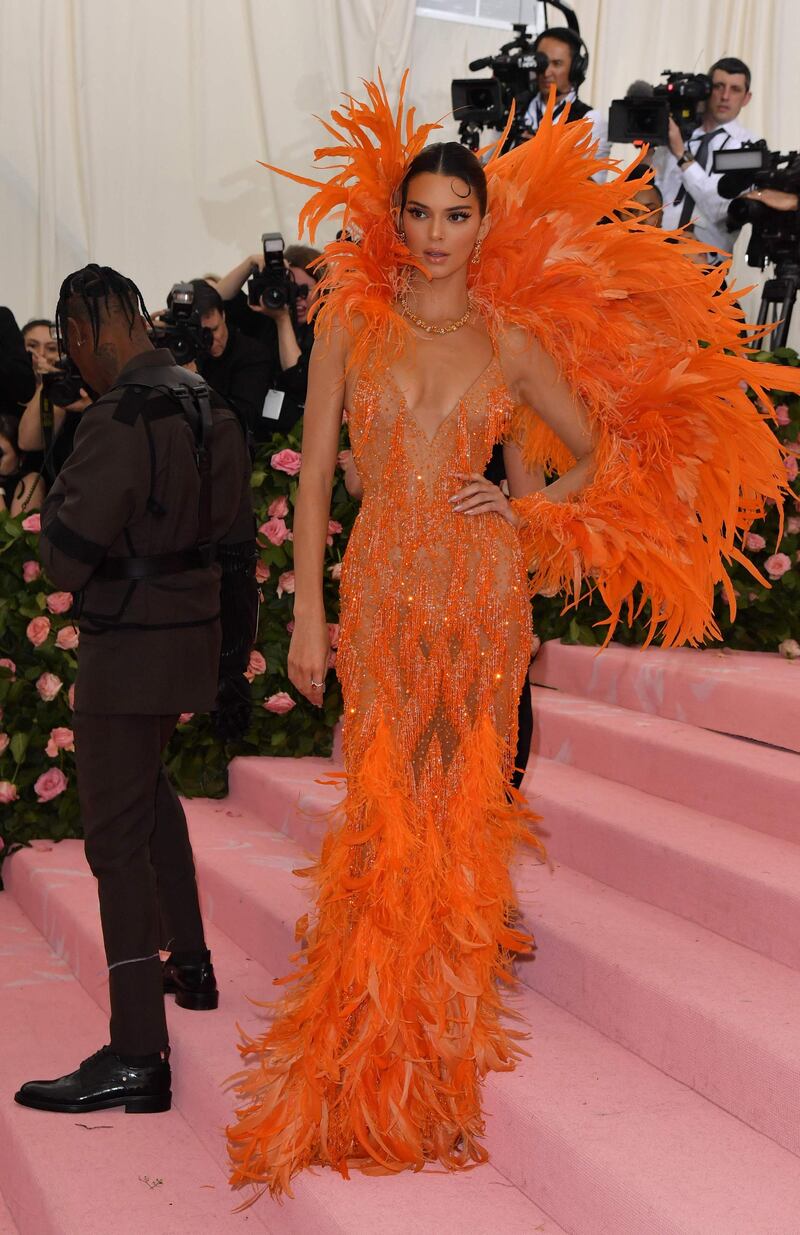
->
310;679;324;689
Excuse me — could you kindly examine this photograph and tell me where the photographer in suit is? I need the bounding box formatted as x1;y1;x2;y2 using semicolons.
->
15;264;257;1116
655;58;759;264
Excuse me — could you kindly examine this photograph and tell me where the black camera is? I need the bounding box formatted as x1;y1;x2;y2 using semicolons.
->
452;24;547;152
247;233;295;312
608;71;712;145
152;283;213;366
714;143;800;347
41;358;84;407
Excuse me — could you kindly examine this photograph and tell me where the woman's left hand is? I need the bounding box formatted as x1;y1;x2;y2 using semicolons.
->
450;472;520;528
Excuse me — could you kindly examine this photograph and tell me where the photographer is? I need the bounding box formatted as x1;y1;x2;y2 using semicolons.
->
0;413;44;515
523;27;610;180
188;279;273;437
18;318;91;481
655;58;759;262
214;244;320;440
0;306;36;420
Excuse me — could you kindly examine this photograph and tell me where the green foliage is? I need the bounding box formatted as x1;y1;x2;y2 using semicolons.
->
1;355;798;872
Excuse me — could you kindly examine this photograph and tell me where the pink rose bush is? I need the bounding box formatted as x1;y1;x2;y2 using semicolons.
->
268;495;289;518
0;658;16;678
26;616;51;647
246;650;267;681
45;728;75;758
786;455;799;483
0;782;18;805
21;512;41;533
775;404;791;426
746;533;766;552
277;570;295;598
764;553;792;580
779;639;800;660
23;560;41;583
0;734;9;755
36;673;63;702
34;768;68;803
787;516;800;535
264;692;296;714
270;448;302;475
46;591;73;615
260;517;290;546
255;559;270;583
55;625;80;650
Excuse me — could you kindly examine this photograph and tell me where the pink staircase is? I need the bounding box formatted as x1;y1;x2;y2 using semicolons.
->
2;640;800;1233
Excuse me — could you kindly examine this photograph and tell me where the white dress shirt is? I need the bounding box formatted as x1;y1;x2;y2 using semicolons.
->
654;116;759;258
524;90;611;183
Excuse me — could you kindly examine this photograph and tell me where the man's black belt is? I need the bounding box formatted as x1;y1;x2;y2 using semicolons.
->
94;546;216;581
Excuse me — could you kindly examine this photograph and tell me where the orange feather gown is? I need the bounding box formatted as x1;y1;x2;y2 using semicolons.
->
226;75;800;1200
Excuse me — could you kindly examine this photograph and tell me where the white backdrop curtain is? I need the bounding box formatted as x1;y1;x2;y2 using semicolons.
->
1;0;798;345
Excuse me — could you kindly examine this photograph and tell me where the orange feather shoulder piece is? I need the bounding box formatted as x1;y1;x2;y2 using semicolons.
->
264;72;800;647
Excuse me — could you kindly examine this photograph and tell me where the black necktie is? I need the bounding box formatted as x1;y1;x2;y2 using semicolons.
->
675;128;724;228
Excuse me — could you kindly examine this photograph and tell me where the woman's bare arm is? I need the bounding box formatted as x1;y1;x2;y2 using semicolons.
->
288;325;347;705
502;441;545;498
499;327;598;502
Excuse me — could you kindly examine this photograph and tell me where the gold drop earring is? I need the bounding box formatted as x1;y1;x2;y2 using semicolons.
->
471;238;483;264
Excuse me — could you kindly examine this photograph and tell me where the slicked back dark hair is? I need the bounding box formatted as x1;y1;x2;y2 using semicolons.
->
22;318;55;338
709;57;751;92
400;142;488;216
55;263;152;355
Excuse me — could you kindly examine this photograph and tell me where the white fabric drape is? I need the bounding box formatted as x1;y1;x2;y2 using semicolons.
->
0;0;413;322
2;0;798;346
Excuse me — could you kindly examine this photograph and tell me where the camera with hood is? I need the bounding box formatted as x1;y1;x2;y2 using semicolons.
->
153;283;213;366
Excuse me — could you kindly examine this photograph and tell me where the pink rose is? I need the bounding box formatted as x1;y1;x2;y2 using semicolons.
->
34;767;68;803
264;692;296;714
45;727;75;758
328;519;343;536
327;649;337;669
245;649;267;681
286;619;295;633
764;553;792;580
746;533;766;552
775;403;791;426
178;713;194;725
779;639;800;660
268;495;289;518
27;616;51;647
270;448;302;476
36;672;63;702
787;516;800;535
46;592;73;615
327;623;340;648
277;570;295;598
21;513;41;533
255;559;270;583
0;658;16;678
329;562;342;581
337;450;351;470
0;781;18;804
260;517;290;546
0;733;9;755
786;455;799;483
55;625;80;650
68;684;75;710
23;560;41;583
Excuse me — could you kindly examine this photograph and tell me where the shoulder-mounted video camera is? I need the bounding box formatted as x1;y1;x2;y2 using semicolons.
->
713;143;800;269
452;24;548;152
152;283;213;366
608;70;712;146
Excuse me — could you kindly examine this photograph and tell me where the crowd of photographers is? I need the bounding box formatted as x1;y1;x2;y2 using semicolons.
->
0;239;321;516
3;24;800;519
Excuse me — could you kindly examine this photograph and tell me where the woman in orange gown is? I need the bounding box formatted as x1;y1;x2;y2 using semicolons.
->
227;76;796;1200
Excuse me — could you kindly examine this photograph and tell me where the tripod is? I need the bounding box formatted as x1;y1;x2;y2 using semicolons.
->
754;259;799;352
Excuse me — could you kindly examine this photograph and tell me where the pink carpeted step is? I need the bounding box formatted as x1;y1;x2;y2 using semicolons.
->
3;844;561;1235
8;840;800;1235
0;891;257;1235
201;765;800;1159
230;751;800;972
0;1190;19;1235
527;756;800;971
530;689;800;844
532;641;800;751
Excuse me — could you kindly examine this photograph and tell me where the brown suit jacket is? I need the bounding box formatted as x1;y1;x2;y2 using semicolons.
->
40;349;253;714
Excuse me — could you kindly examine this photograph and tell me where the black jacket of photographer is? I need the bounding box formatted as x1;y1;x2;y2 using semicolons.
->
39;348;256;715
196;318;274;439
223;292;313;440
0;307;36;420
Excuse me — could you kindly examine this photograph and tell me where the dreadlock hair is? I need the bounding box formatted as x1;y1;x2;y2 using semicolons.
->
55;263;153;356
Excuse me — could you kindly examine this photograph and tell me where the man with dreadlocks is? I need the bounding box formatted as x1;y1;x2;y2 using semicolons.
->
14;265;257;1116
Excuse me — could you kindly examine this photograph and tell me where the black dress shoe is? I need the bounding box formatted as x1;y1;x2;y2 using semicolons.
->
14;1046;171;1114
162;952;219;1010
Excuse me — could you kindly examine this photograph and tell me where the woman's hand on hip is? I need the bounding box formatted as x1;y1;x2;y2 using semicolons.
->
450;472;520;528
288;615;330;707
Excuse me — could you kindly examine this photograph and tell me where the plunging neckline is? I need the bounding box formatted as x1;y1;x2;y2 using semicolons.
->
384;354;499;446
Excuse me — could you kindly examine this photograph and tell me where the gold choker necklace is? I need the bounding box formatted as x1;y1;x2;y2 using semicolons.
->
400;297;472;335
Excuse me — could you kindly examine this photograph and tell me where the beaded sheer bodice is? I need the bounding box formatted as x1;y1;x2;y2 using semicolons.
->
339;352;532;799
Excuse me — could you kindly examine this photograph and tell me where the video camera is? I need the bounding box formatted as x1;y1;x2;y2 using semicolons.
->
451;24;547;152
247;233;296;313
152;283;213;366
608;71;712;146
